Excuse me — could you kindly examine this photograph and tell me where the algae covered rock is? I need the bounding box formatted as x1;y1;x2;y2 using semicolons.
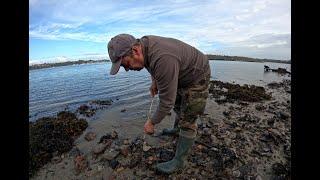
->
29;111;88;177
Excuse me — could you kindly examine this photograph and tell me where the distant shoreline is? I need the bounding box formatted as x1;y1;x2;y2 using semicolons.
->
29;60;110;70
29;55;290;71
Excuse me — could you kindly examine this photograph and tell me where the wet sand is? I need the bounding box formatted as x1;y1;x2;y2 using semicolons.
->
31;79;291;180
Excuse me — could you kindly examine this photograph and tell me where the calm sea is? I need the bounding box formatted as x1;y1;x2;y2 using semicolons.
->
29;60;290;121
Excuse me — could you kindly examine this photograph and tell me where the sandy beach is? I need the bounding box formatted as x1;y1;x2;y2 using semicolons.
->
30;76;291;180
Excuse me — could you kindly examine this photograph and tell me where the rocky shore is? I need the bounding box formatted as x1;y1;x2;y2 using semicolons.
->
30;77;291;180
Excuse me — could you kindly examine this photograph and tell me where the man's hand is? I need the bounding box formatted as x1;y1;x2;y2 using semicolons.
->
149;81;158;97
144;119;154;134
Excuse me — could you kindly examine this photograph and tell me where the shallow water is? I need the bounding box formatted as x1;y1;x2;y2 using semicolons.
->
29;60;290;121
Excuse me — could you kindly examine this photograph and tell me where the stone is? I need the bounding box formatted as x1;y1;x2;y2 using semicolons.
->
255;104;266;111
203;128;210;135
93;143;108;155
111;130;118;139
255;175;263;180
123;139;129;145
121;109;126;112
120;145;130;157
84;131;96;141
109;159;119;169
52;156;62;164
102;150;120;161
69;147;81;157
233;170;241;177
74;155;88;174
279;112;290;120
118;158;131;167
143;142;152;152
116;167;124;172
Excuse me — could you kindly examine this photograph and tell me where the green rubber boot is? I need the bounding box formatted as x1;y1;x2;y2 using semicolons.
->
162;127;179;136
156;130;195;174
162;116;180;136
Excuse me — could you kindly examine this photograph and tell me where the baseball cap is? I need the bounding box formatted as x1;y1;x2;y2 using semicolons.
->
107;34;136;75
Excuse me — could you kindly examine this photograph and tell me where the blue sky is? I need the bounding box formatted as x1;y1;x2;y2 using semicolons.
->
29;0;291;64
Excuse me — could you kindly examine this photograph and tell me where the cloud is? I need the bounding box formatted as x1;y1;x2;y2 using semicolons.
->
30;0;291;60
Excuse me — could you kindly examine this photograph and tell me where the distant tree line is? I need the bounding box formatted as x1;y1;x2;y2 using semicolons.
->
206;54;290;64
29;59;110;70
29;54;290;71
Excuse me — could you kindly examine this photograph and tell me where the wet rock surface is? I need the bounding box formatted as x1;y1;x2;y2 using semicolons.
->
209;80;272;104
29;111;88;177
75;99;114;117
30;81;290;179
84;131;96;141
267;79;291;93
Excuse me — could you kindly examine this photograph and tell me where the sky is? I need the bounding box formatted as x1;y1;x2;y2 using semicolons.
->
29;0;291;64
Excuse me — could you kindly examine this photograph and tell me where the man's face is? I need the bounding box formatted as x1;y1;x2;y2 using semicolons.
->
120;55;144;72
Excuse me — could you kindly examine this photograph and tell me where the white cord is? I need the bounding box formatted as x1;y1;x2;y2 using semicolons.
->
147;97;154;120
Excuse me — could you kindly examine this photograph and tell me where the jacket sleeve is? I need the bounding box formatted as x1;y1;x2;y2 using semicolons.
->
151;54;180;124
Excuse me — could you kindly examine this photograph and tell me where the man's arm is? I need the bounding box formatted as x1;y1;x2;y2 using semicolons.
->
151;55;180;125
149;76;158;97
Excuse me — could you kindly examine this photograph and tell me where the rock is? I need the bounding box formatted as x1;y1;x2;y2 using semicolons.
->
111;130;118;139
93;143;109;155
118;158;131;167
91;99;113;106
52;156;62;164
121;109;126;112
234;127;242;132
123;139;129;145
97;165;104;171
239;114;260;123
267;118;275;126
84;131;96;141
109;159;119;169
196;144;205;151
203;128;210;135
99;134;113;144
272;162;289;178
120;145;130;157
74;155;88;174
255;175;263;180
200;170;206;176
278;111;290;120
255;104;266;111
268;128;282;137
116;167;124;172
223;111;230;117
102;150;120;161
143;142;152;152
29;112;88;176
233;170;241;177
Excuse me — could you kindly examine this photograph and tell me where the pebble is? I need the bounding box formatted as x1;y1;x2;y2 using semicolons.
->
93;143;108;155
52;156;62;163
69;147;81;157
111;130;118;139
123;139;129;145
120;145;130;156
116;167;124;172
233;170;241;177
102;150;120;161
109;159;119;169
143;142;152;152
74;155;88;173
97;165;103;171
255;175;263;180
84;131;96;141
